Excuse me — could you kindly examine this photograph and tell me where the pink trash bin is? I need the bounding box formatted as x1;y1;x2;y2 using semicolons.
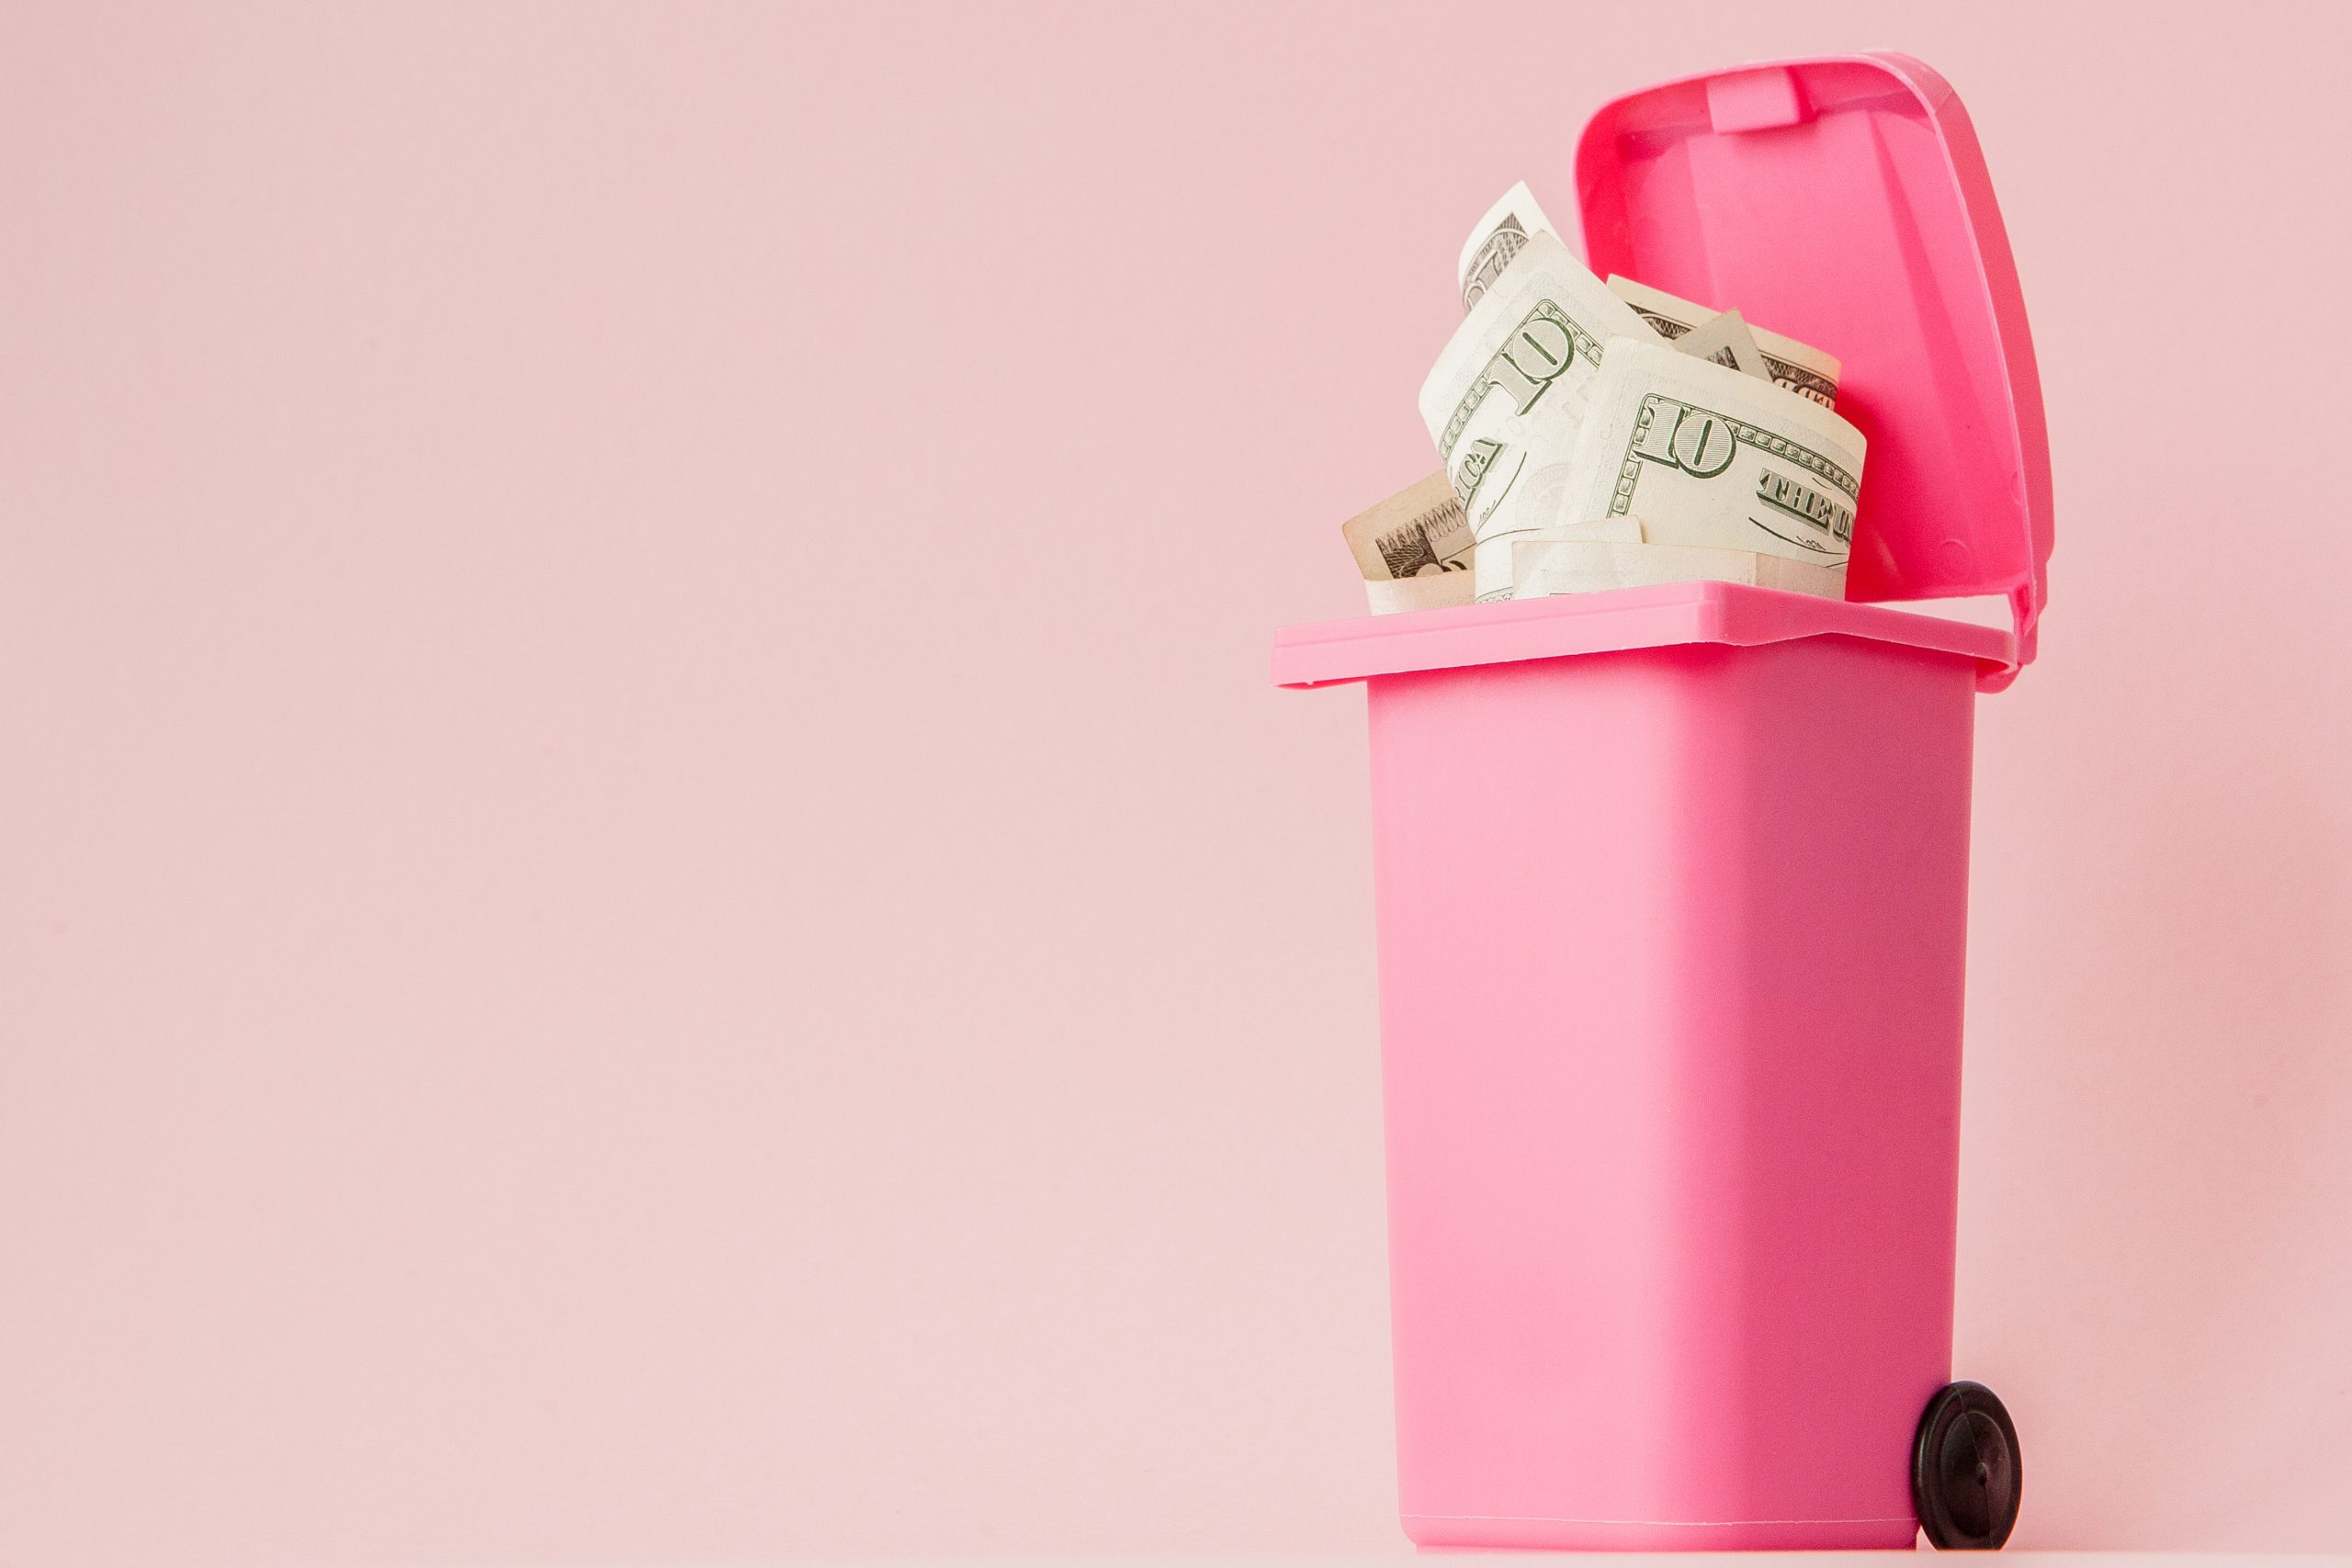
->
1273;54;2052;1552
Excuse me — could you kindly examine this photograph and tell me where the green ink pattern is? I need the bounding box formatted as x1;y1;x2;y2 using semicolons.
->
1436;299;1607;463
1611;393;1859;525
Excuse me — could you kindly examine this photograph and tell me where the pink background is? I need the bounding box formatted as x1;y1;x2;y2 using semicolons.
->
4;2;2348;1562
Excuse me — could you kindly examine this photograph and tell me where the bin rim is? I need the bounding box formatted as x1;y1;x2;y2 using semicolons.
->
1271;581;2014;690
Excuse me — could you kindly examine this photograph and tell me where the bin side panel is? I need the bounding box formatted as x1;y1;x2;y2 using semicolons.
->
1690;636;1973;1527
1372;650;1699;1528
1365;637;1973;1551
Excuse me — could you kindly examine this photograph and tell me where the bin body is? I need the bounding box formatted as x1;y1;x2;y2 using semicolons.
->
1368;631;1976;1550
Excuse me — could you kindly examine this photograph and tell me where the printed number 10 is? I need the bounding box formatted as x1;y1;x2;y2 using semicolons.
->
1632;400;1736;479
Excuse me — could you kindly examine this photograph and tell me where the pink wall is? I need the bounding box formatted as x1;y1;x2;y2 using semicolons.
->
3;2;2347;1561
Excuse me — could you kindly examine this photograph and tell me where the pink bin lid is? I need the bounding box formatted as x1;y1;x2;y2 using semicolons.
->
1578;52;2051;685
1274;53;2052;695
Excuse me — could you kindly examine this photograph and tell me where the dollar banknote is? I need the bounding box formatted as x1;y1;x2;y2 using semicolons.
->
1419;230;1658;604
1517;514;1643;549
1486;516;1645;596
1557;337;1867;571
1606;275;1841;408
1513;533;1846;600
1455;181;1558;313
1668;308;1771;385
1340;470;1476;614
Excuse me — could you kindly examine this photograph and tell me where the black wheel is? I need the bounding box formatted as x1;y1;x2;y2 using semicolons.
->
1912;1381;2020;1549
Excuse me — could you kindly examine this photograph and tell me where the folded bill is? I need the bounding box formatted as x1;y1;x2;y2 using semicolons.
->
1340;470;1476;615
1517;514;1644;547
1668;308;1771;385
1466;515;1643;605
1419;229;1658;605
1513;536;1847;600
1364;575;1475;615
1366;178;1865;619
1557;338;1867;572
1455;181;1559;313
1607;274;1841;408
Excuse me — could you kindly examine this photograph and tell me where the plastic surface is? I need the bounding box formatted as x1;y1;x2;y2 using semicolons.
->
1370;637;1975;1550
1913;1382;2024;1550
1272;54;2048;1551
1272;579;2016;691
1576;52;2052;689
